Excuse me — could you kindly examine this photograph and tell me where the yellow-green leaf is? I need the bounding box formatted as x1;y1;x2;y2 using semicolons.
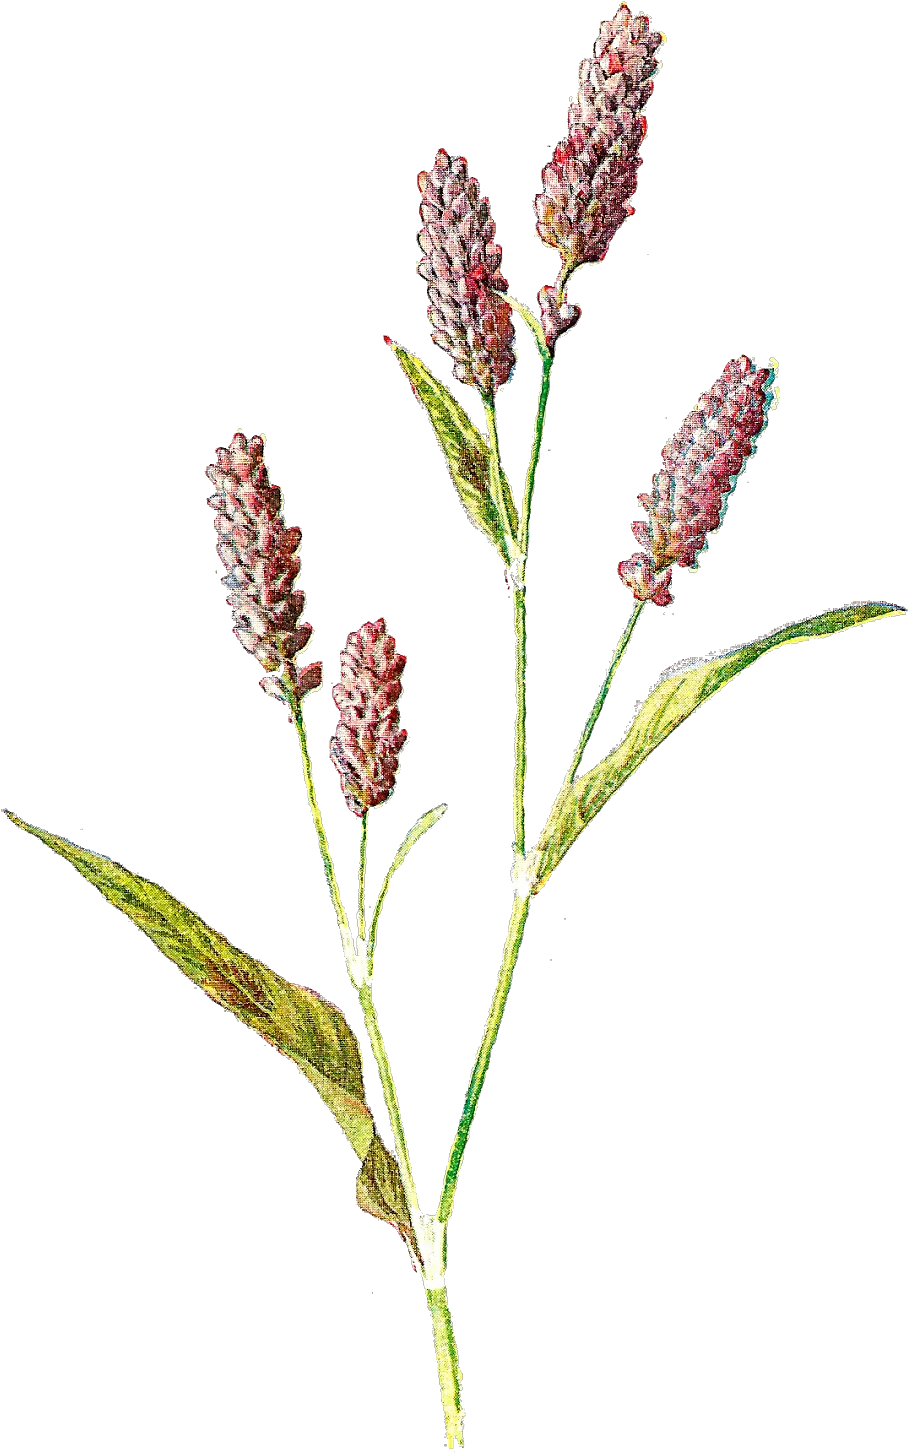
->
387;339;517;559
534;602;904;889
5;812;416;1255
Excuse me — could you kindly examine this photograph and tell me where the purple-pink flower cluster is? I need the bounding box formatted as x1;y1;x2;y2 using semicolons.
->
330;620;408;817
417;149;515;395
619;356;774;605
207;434;322;701
535;6;663;346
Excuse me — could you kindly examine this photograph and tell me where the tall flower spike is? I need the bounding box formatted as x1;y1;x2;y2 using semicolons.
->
535;6;663;345
417;149;516;396
206;433;322;702
619;357;775;605
330;620;407;817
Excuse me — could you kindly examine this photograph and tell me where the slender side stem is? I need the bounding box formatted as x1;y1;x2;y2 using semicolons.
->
357;980;420;1215
288;688;350;943
517;351;553;564
437;889;532;1223
288;683;417;1212
565;601;645;784
426;1285;464;1448
511;351;554;859
358;810;368;942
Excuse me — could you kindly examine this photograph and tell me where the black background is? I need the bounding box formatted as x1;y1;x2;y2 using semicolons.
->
3;5;900;1447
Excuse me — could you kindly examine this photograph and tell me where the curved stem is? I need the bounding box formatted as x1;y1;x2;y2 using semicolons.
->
500;292;551;359
517;351;553;565
437;889;531;1224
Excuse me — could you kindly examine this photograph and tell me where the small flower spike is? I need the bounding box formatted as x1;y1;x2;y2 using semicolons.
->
417;149;516;396
619;357;775;605
330;620;407;817
206;433;322;702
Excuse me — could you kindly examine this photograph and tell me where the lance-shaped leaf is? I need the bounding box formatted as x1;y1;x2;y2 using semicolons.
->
4;812;416;1257
386;339;517;560
534;602;904;889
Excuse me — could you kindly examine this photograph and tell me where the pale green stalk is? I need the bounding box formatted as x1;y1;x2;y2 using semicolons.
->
288;684;460;1440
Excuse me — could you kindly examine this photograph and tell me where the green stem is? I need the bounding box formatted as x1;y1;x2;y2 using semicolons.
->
358;810;368;942
288;682;417;1211
511;351;554;857
288;686;350;944
357;979;420;1215
437;889;532;1224
426;1284;464;1447
565;601;645;784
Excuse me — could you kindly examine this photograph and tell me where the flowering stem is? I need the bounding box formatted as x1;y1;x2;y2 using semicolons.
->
357;979;420;1214
287;682;420;1218
437;887;532;1223
358;811;368;942
565;601;645;782
287;687;350;945
512;352;554;856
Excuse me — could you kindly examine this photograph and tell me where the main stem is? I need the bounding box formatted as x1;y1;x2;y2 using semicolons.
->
437;351;554;1224
437;888;531;1223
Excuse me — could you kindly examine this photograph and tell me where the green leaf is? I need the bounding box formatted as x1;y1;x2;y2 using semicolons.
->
355;1136;414;1236
387;339;517;559
534;602;905;890
4;812;416;1257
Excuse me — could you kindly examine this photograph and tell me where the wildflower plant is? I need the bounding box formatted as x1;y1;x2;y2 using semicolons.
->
5;7;903;1448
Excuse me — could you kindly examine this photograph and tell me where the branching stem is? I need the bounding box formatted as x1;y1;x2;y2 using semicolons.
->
565;600;645;783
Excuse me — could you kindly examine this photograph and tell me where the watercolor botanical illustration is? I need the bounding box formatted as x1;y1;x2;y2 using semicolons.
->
3;3;905;1450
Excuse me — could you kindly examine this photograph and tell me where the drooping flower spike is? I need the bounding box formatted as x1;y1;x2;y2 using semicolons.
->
330;620;407;817
417;149;516;396
619;356;775;605
206;433;322;702
535;6;664;347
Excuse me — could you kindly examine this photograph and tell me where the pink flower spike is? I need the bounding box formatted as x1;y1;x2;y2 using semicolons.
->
619;357;774;604
535;8;664;274
206;433;321;702
330;620;407;817
417;149;516;396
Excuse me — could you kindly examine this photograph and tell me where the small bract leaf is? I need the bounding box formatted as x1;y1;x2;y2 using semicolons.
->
534;602;905;889
386;339;517;559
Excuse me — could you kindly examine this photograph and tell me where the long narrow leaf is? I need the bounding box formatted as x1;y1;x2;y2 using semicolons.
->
534;602;904;889
5;812;416;1255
